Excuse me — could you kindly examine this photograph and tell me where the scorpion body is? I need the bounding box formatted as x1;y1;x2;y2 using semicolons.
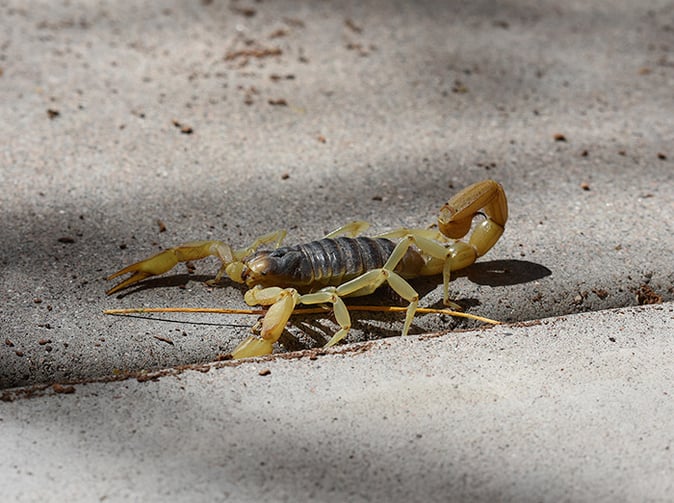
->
242;236;425;290
107;179;508;359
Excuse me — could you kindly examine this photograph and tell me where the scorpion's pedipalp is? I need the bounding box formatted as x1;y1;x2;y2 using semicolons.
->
106;241;236;295
105;269;157;296
106;248;181;295
106;231;288;295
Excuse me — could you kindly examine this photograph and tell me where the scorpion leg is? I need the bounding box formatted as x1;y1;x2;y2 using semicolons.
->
106;229;286;295
231;286;300;358
282;237;424;349
313;236;422;345
323;220;370;238
286;289;353;348
377;229;462;307
333;267;419;344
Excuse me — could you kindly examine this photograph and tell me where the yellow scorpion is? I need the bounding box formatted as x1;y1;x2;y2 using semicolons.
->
107;179;508;358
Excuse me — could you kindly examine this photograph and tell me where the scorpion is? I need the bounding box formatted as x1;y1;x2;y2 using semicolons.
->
106;179;508;359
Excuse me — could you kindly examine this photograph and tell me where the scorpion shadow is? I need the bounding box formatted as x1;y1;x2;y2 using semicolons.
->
400;258;552;310
108;274;250;298
426;259;552;312
459;259;552;287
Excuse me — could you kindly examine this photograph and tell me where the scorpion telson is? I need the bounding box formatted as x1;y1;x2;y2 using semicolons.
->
107;179;508;358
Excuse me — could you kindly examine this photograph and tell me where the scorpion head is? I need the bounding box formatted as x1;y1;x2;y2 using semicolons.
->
241;248;307;288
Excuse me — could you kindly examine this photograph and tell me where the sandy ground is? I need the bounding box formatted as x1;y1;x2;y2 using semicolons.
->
1;0;673;501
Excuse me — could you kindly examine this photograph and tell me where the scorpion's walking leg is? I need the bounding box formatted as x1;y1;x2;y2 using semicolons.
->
377;229;467;308
322;220;370;239
231;281;364;358
106;230;286;295
309;235;422;347
231;286;301;358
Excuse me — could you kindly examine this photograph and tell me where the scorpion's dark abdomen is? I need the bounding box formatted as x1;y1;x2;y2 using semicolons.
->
247;237;425;290
296;237;421;288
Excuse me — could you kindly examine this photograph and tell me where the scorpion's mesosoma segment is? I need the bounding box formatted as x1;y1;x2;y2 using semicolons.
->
106;179;508;359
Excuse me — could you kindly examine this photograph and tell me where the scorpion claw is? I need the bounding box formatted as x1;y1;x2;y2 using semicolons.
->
106;240;244;295
106;249;181;295
106;270;155;295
